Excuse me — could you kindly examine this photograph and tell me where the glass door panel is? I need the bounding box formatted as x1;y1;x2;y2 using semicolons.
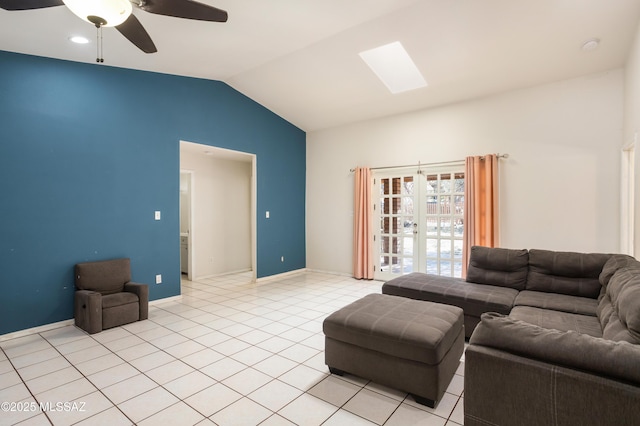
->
374;167;464;280
375;175;417;280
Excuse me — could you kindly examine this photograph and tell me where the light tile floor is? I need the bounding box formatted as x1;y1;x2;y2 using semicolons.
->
0;271;464;425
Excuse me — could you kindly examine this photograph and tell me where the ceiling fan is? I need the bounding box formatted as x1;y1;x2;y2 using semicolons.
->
0;0;228;55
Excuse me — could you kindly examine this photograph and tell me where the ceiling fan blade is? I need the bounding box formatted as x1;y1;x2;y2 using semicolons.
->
115;14;157;53
0;0;62;10
140;0;227;22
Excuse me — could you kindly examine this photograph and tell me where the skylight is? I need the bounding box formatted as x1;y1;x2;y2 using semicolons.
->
359;41;427;94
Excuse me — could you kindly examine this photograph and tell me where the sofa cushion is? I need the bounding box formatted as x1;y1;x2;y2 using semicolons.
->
466;246;529;290
75;258;131;295
514;290;597;316
618;281;640;342
599;254;640;287
101;292;139;309
597;293;614;329
607;267;630;306
526;249;610;298
382;272;518;318
606;267;640;342
470;313;640;386
102;302;139;330
509;306;602;337
602;310;639;344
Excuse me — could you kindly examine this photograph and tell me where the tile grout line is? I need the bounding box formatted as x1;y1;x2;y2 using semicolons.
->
1;344;54;425
39;329;138;426
3;272;460;426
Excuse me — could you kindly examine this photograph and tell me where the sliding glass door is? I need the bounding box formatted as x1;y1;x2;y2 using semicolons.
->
373;166;464;281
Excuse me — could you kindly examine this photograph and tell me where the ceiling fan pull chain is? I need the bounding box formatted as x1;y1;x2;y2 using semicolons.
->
96;26;104;63
100;26;104;63
95;26;99;62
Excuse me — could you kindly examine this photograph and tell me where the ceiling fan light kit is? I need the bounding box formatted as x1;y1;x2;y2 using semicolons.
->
62;0;132;28
0;0;227;59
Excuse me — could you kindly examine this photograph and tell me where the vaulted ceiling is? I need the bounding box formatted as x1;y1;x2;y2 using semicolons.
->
1;0;639;131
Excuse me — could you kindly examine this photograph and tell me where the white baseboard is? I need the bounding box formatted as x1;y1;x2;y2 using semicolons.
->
0;294;184;342
0;319;75;343
192;268;254;282
256;268;308;283
305;269;383;283
305;268;353;278
150;295;183;305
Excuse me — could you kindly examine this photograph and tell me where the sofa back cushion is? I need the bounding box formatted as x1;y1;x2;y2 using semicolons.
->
605;267;640;343
597;293;614;330
466;246;529;290
75;258;131;295
526;250;610;298
602;311;639;344
599;254;640;288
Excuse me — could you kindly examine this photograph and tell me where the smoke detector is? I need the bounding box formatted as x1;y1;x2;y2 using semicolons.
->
582;38;600;52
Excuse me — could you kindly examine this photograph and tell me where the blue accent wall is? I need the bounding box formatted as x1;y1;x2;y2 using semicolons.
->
0;51;306;335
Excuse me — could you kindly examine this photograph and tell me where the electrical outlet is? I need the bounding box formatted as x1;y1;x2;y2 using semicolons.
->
281;256;284;262
266;211;270;219
154;211;161;221
155;274;162;284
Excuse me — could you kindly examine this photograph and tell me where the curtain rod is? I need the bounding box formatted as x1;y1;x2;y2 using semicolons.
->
349;153;509;173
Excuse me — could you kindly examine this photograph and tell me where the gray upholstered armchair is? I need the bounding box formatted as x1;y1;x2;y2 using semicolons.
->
74;258;149;334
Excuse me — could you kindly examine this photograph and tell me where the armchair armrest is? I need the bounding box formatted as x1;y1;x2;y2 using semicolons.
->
124;282;149;320
74;290;102;334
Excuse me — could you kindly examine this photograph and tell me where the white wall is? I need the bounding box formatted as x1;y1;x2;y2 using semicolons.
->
307;70;624;275
624;22;640;257
181;151;252;278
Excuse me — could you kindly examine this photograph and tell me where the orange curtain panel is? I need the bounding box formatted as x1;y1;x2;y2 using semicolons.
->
462;155;499;277
353;167;374;279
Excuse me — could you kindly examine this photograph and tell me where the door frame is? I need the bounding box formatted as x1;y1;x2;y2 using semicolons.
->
621;141;635;255
180;169;195;281
372;164;465;281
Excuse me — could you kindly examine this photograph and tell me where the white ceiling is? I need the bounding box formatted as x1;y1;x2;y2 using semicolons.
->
1;0;639;131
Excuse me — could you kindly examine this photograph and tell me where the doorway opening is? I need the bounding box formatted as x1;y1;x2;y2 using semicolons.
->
179;170;193;278
179;141;257;281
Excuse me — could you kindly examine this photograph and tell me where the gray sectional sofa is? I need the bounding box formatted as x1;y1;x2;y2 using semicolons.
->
382;246;640;426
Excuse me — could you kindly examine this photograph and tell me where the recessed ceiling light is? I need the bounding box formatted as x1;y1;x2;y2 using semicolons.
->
359;41;427;94
69;36;90;44
582;38;600;52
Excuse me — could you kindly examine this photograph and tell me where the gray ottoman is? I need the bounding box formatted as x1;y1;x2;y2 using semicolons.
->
323;293;464;408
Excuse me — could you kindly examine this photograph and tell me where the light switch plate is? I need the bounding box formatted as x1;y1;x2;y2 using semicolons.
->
155;211;161;220
266;211;270;219
155;274;162;284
